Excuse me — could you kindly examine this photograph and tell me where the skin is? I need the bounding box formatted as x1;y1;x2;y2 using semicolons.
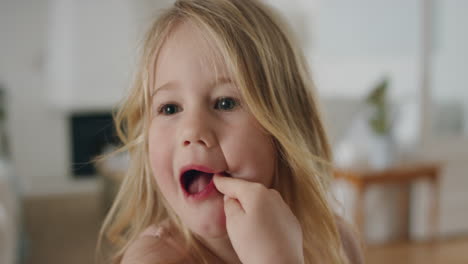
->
214;176;304;264
124;21;304;263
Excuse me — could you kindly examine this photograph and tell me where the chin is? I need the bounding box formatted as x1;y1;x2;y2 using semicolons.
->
188;198;227;239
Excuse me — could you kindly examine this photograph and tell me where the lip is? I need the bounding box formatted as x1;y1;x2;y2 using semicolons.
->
179;164;224;201
180;164;223;178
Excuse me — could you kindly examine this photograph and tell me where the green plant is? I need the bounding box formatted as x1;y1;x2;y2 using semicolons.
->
366;78;391;135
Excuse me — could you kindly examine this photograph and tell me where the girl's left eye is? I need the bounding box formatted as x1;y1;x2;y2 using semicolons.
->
214;97;239;111
158;103;181;115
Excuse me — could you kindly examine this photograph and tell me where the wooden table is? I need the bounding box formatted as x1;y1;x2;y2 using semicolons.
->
334;163;441;242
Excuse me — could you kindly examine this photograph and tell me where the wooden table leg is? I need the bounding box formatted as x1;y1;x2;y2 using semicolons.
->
428;175;440;241
354;183;365;238
398;183;410;241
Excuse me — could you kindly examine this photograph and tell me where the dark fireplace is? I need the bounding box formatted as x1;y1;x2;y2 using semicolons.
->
69;112;119;178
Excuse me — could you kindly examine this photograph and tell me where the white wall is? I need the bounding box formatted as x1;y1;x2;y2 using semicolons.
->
0;0;71;196
311;0;421;100
0;0;170;196
46;0;141;110
431;0;468;101
430;0;468;137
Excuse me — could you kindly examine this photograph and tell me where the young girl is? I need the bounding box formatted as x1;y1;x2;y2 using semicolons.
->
98;0;363;263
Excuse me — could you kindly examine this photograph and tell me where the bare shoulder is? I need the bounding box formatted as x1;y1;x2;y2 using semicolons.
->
121;225;187;264
335;215;365;264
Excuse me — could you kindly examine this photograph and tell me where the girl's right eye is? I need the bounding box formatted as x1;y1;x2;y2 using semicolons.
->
158;104;181;115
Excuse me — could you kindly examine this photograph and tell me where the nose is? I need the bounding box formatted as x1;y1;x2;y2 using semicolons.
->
180;111;216;149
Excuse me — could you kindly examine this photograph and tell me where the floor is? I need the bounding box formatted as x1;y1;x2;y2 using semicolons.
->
22;193;468;264
22;193;102;264
365;238;468;264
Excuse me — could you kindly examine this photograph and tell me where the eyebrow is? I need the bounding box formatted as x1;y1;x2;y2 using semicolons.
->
151;81;176;98
151;77;234;98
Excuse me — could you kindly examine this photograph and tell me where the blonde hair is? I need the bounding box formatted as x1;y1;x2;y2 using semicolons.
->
98;0;350;263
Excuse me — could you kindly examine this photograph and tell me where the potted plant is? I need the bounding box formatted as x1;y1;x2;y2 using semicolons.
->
365;78;395;169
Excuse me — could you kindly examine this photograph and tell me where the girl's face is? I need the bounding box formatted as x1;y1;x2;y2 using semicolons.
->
148;22;276;238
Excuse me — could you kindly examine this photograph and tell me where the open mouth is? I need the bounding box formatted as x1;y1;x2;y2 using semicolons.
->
180;169;230;196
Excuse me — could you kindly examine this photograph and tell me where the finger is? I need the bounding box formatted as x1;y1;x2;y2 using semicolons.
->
213;175;265;210
223;196;245;217
214;175;254;198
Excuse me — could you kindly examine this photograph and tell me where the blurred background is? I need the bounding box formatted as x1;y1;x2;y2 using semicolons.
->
0;0;467;263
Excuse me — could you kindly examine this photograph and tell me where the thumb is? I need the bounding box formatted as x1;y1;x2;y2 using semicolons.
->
223;196;245;219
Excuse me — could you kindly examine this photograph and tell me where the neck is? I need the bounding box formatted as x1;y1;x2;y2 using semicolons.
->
199;234;242;264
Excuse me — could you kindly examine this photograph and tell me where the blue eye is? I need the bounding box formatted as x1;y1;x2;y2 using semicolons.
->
215;97;238;111
159;104;180;115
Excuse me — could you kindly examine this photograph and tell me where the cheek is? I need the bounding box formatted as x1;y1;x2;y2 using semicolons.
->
223;120;276;186
148;125;178;196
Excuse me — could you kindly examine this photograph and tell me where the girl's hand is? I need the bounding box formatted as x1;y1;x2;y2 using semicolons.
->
213;175;304;264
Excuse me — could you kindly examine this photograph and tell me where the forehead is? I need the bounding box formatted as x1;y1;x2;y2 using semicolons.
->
154;21;230;88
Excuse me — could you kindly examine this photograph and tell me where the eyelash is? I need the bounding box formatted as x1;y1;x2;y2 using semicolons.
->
156;97;241;116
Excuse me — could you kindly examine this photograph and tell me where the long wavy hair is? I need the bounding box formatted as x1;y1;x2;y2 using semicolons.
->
98;0;350;263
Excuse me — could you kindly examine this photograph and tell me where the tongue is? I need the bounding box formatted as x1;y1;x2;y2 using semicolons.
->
188;172;212;194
